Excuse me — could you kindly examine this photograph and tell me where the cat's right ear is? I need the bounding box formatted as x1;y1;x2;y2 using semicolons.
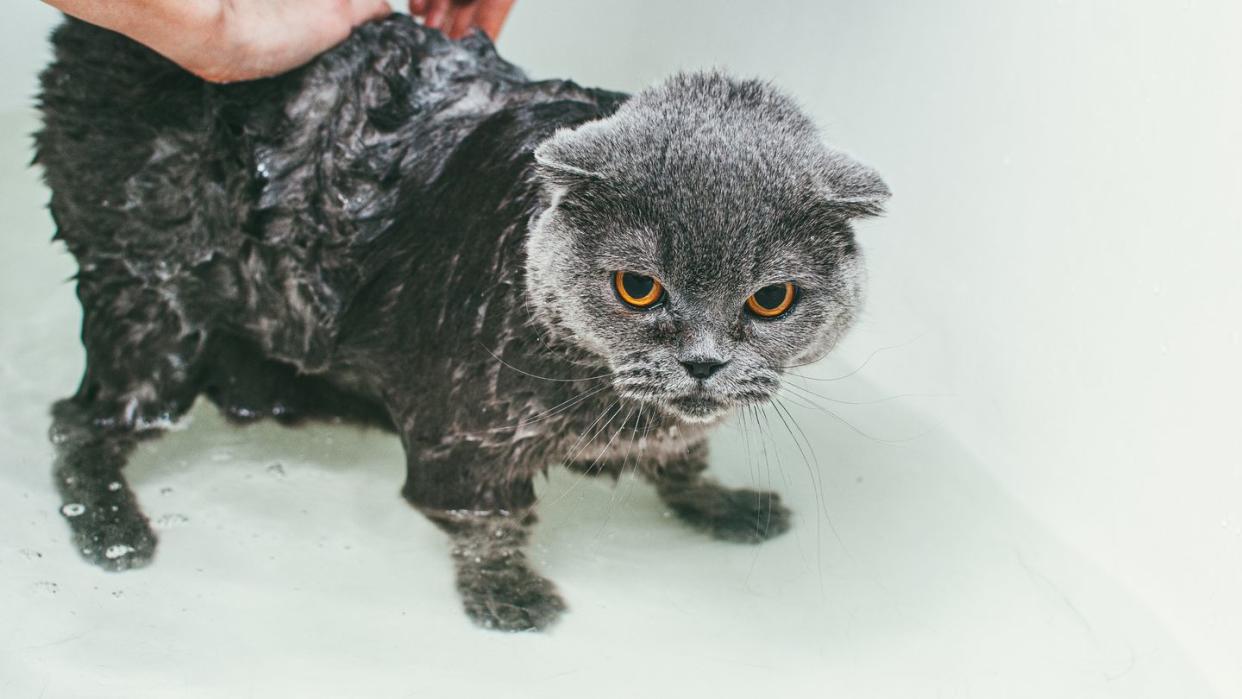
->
532;127;608;189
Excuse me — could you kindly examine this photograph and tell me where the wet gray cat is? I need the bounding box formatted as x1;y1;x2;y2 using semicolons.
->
36;15;888;631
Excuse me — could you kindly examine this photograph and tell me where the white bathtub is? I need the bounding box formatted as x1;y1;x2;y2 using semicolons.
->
1;2;1237;697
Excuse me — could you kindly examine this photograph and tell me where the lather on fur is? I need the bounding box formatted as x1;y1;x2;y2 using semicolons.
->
35;14;888;630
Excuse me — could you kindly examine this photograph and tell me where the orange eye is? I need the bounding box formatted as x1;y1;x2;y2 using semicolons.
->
614;271;664;309
746;282;797;318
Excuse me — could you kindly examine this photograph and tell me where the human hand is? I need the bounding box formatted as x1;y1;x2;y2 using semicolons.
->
44;0;392;83
409;0;515;40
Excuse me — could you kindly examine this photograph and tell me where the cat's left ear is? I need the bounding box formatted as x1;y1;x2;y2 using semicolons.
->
815;149;891;218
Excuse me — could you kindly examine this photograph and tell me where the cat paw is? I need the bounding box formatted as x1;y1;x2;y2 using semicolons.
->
61;500;158;571
663;484;792;544
455;557;566;632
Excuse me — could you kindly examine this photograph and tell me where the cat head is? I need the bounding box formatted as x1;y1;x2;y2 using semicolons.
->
525;72;888;423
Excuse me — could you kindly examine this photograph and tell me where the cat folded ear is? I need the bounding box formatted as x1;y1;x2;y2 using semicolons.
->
815;149;891;218
532;123;610;188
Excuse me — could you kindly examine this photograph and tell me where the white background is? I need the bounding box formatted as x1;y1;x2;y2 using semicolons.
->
2;1;1239;697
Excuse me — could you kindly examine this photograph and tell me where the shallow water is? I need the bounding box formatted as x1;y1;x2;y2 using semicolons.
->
0;110;1220;698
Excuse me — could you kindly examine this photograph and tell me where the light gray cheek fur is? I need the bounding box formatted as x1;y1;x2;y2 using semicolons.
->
524;207;614;357
790;250;868;366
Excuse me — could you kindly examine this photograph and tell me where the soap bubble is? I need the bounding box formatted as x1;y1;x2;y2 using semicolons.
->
105;545;135;559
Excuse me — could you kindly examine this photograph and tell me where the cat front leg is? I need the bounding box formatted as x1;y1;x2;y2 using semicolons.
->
645;441;792;544
434;508;566;632
401;442;565;631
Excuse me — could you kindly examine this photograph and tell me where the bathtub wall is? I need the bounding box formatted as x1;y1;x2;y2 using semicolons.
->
2;3;58;112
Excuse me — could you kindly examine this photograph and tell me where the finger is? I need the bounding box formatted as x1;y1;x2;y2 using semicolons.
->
473;0;515;40
350;0;392;24
446;3;480;39
409;0;427;14
424;0;452;28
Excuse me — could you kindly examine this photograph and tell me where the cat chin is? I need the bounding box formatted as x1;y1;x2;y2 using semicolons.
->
662;395;732;425
671;411;729;425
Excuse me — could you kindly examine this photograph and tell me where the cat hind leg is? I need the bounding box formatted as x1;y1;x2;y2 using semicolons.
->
53;276;207;570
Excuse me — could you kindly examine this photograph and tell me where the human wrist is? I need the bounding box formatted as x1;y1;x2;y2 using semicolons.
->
44;0;233;79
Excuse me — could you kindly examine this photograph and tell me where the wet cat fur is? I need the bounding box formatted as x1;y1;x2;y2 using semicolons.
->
35;15;888;630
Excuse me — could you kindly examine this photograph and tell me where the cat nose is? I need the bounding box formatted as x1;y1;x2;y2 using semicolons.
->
680;359;728;380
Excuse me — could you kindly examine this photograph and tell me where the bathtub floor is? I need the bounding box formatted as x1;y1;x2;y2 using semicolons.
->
0;111;1220;699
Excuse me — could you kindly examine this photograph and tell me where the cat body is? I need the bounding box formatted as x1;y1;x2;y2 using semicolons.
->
35;15;887;630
